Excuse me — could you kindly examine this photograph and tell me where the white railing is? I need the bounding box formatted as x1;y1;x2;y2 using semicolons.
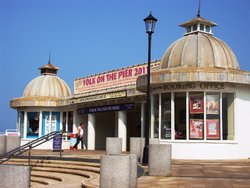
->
5;129;20;136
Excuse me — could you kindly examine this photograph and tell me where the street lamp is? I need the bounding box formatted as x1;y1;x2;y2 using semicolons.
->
142;12;157;165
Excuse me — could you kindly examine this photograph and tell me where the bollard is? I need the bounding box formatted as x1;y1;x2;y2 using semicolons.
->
100;154;130;188
0;164;31;188
129;154;138;188
0;135;6;155
100;154;137;188
148;144;172;176
130;137;145;163
6;136;21;153
106;137;122;155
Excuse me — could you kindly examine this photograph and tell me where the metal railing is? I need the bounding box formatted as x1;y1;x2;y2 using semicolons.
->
0;131;60;164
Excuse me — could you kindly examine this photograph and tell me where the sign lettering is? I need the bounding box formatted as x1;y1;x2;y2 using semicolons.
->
74;61;160;95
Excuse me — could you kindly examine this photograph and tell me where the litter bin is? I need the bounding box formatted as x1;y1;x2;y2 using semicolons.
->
70;133;77;150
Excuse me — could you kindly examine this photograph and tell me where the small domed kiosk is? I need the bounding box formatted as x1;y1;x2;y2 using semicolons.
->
11;60;73;146
136;14;250;159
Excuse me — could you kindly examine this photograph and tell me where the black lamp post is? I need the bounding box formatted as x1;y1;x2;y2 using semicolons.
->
142;12;157;165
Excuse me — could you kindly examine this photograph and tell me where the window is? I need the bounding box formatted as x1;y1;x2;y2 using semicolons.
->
189;93;204;140
175;93;186;139
19;111;24;138
222;93;234;140
206;93;220;140
193;24;197;31
62;112;67;132
200;24;204;31
186;26;191;33
206;25;210;32
161;93;171;139
157;91;235;141
27;112;39;138
153;94;159;138
67;111;73;133
67;111;73;139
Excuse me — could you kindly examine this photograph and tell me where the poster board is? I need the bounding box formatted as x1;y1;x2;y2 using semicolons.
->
189;119;204;139
190;96;204;114
206;119;220;139
53;133;62;151
206;95;220;114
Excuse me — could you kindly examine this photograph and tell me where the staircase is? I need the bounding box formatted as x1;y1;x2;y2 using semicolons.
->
0;131;59;164
4;158;100;188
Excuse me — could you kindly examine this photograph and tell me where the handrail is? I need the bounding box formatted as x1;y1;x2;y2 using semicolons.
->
0;131;61;164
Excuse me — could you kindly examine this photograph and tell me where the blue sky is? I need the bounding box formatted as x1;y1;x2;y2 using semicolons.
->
0;0;250;132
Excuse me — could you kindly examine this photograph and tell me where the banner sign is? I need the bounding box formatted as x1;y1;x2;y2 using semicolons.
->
72;91;126;104
74;61;160;95
53;133;62;151
78;103;134;114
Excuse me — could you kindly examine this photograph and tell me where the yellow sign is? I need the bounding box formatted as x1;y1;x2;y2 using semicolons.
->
71;91;126;104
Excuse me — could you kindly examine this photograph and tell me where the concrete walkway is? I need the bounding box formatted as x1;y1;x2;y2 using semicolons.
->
19;149;250;188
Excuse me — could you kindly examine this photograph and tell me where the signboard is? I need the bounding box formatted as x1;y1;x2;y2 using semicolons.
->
152;82;226;93
53;133;62;151
72;91;126;104
78;103;134;114
74;61;160;95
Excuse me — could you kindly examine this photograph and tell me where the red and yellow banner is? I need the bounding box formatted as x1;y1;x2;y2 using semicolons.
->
74;61;160;95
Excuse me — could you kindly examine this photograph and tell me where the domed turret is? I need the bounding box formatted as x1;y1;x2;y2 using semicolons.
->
11;58;71;108
23;62;71;98
161;15;239;70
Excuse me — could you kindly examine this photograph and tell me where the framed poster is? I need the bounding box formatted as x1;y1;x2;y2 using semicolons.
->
45;115;50;135
189;119;204;139
206;119;220;139
190;96;204;114
206;95;220;114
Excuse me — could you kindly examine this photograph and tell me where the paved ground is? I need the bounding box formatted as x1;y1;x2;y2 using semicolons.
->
20;149;250;188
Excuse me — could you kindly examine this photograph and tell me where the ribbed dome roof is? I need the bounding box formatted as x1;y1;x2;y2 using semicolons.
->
161;16;239;70
161;33;239;70
23;75;71;98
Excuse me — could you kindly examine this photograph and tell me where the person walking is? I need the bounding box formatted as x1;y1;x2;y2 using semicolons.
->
73;122;85;150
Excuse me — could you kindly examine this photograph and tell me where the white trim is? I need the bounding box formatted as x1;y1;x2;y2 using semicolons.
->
204;91;207;140
24;111;27;139
160;139;238;144
158;93;162;140
150;94;154;139
171;92;175;140
39;111;42;137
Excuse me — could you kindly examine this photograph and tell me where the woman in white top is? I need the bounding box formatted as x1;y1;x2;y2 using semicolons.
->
73;123;85;149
